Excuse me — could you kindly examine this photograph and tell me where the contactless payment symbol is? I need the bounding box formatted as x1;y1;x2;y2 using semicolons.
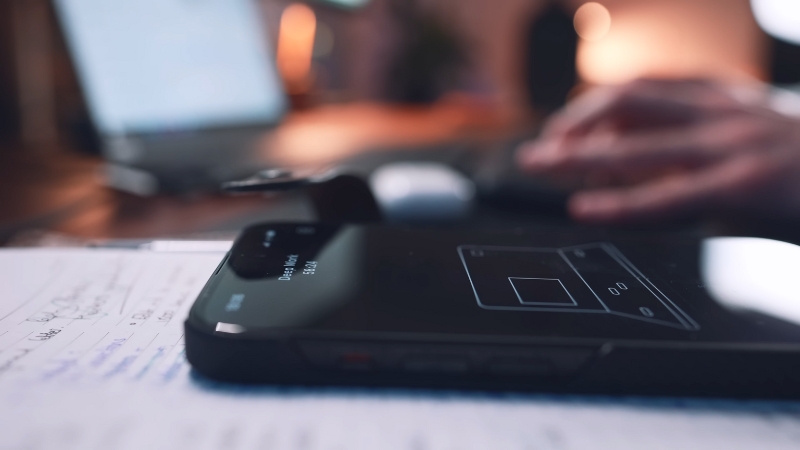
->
457;243;699;330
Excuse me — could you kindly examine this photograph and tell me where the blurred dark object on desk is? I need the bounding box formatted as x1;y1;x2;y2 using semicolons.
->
770;36;800;85
524;2;577;113
473;133;570;217
382;0;468;104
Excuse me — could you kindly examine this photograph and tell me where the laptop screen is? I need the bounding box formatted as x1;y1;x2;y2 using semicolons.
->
54;0;287;136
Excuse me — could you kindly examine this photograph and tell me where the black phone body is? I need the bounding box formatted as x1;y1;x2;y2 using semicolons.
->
185;223;800;398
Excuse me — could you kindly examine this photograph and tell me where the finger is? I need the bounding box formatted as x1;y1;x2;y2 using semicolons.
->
541;79;738;139
518;117;765;174
519;130;708;174
566;154;772;223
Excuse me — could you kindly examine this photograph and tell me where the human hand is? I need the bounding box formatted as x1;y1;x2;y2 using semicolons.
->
517;79;800;223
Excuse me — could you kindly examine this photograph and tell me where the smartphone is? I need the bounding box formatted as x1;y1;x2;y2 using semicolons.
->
185;223;800;398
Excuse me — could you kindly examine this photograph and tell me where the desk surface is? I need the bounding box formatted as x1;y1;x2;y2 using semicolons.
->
0;102;510;245
3;101;799;247
0;149;281;244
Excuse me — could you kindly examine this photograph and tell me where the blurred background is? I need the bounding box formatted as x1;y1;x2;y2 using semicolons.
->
0;0;798;244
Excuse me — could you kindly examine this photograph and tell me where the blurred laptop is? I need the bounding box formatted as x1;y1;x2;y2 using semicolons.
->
54;0;288;194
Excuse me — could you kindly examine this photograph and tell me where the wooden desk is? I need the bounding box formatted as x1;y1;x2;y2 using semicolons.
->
0;102;510;245
0;150;279;244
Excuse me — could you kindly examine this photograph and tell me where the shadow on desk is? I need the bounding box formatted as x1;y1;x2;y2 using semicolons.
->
189;369;800;415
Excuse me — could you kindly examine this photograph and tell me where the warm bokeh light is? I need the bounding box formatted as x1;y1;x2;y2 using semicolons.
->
573;2;611;42
262;100;507;167
575;0;766;85
277;3;317;94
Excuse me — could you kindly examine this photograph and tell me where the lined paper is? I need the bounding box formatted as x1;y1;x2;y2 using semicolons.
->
1;248;799;450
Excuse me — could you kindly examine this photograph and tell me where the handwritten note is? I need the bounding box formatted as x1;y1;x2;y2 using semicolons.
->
0;249;216;387
1;248;800;450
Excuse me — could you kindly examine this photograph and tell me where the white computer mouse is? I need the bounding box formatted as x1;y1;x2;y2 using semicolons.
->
369;162;475;223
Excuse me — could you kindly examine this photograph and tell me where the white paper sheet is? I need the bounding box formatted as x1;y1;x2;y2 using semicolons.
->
1;248;800;450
